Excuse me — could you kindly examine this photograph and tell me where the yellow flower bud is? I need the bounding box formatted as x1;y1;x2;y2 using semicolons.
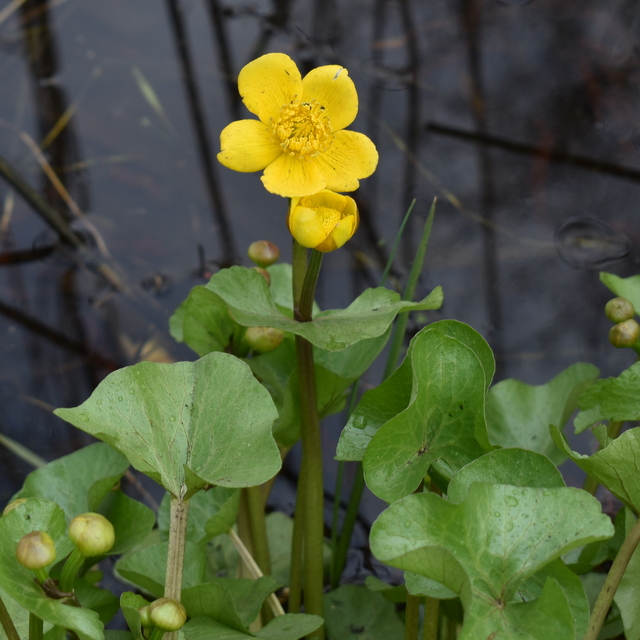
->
68;513;115;557
248;240;280;268
148;597;187;631
288;190;359;252
605;297;635;324
15;531;57;570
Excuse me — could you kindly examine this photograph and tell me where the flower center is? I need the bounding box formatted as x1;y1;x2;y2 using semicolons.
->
272;100;333;158
316;207;341;233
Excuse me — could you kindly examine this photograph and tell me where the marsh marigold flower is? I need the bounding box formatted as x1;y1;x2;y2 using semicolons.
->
288;190;358;252
218;53;378;198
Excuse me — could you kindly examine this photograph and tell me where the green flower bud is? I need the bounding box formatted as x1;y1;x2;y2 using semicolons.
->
245;326;285;353
15;531;56;570
609;318;640;348
138;605;152;628
248;240;280;268
149;598;187;631
605;297;635;323
68;513;115;557
3;498;28;516
252;266;271;286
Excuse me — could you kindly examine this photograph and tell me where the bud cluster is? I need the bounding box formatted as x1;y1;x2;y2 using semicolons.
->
605;297;640;350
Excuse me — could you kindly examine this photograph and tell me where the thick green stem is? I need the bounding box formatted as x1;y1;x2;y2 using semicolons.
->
28;613;42;640
292;239;307;309
330;460;344;588
291;241;324;638
0;595;20;640
584;514;640;640
164;496;190;601
246;485;271;576
59;547;84;593
582;421;623;495
289;461;305;614
423;597;439;640
404;594;421;640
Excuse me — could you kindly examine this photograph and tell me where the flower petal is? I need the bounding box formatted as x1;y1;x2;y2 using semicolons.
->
298;189;347;212
218;120;282;172
302;65;358;132
315;130;379;192
262;154;326;197
289;206;329;248
238;53;303;123
316;216;355;252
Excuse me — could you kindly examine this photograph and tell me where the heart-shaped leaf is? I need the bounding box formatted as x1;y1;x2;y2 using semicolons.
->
601;271;640;313
12;442;129;519
54;352;281;499
370;483;613;639
0;499;102;640
573;361;640;433
361;321;493;502
206;266;442;352
486;363;599;463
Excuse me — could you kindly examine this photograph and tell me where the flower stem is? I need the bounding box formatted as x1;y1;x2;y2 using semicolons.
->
0;595;20;640
246;485;271;576
423;597;439;640
58;547;84;593
584;513;640;640
291;241;324;638
289;461;305;614
28;613;42;640
404;594;421;640
163;495;190;640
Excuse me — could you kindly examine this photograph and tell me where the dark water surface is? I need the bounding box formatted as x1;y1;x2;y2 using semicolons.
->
0;0;639;551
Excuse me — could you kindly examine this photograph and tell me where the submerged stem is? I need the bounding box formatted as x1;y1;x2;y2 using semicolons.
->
584;514;640;640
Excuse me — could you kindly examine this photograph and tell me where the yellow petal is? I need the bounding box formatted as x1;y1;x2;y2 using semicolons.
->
298;189;347;212
218;120;283;172
262;154;326;197
238;53;303;124
315;130;379;192
302;66;358;132
289;206;328;248
330;216;356;249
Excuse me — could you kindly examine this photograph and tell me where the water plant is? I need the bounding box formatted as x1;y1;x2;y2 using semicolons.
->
1;52;640;640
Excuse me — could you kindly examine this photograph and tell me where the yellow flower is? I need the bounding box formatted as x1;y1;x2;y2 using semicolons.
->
217;53;378;198
288;190;358;252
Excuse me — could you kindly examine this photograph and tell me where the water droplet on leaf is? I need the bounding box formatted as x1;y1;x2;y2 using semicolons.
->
505;495;518;507
117;396;123;402
80;413;89;422
494;511;501;517
505;522;514;532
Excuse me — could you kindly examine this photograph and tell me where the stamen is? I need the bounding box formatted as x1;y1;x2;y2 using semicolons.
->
271;100;334;159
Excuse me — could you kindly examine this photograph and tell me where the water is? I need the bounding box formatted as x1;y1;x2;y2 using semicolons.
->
0;0;639;539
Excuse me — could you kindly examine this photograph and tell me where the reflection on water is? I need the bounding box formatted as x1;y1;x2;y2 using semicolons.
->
554;218;631;269
0;0;639;539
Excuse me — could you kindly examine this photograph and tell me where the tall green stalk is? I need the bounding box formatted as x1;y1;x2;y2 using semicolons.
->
291;240;325;638
0;595;20;640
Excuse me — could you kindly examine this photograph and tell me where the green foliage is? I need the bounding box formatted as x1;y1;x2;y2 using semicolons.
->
370;484;613;639
601;271;640;314
486;363;599;463
54;352;281;499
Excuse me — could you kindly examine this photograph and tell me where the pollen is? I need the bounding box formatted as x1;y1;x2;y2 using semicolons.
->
317;207;341;233
272;100;334;158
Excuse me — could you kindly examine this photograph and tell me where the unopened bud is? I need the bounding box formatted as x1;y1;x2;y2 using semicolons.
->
248;240;280;268
138;605;152;628
605;297;635;324
609;319;640;348
252;267;271;286
3;498;28;516
149;598;187;631
245;327;285;354
16;531;56;570
68;513;115;557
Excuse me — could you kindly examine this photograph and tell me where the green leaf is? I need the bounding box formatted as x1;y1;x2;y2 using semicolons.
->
98;491;156;555
574;361;640;432
362;322;493;502
158;488;240;545
104;633;134;640
54;352;281;499
206;266;443;351
551;426;640;512
74;578;119;625
600;271;640;313
370;483;613;639
169;286;236;356
115;541;205;596
363;576;407;603
323;585;404;640
255;614;324;640
0;500;102;640
12;442;129;519
486;363;599;463
404;571;456;600
182;617;251;640
120;592;149;640
446;448;565;504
